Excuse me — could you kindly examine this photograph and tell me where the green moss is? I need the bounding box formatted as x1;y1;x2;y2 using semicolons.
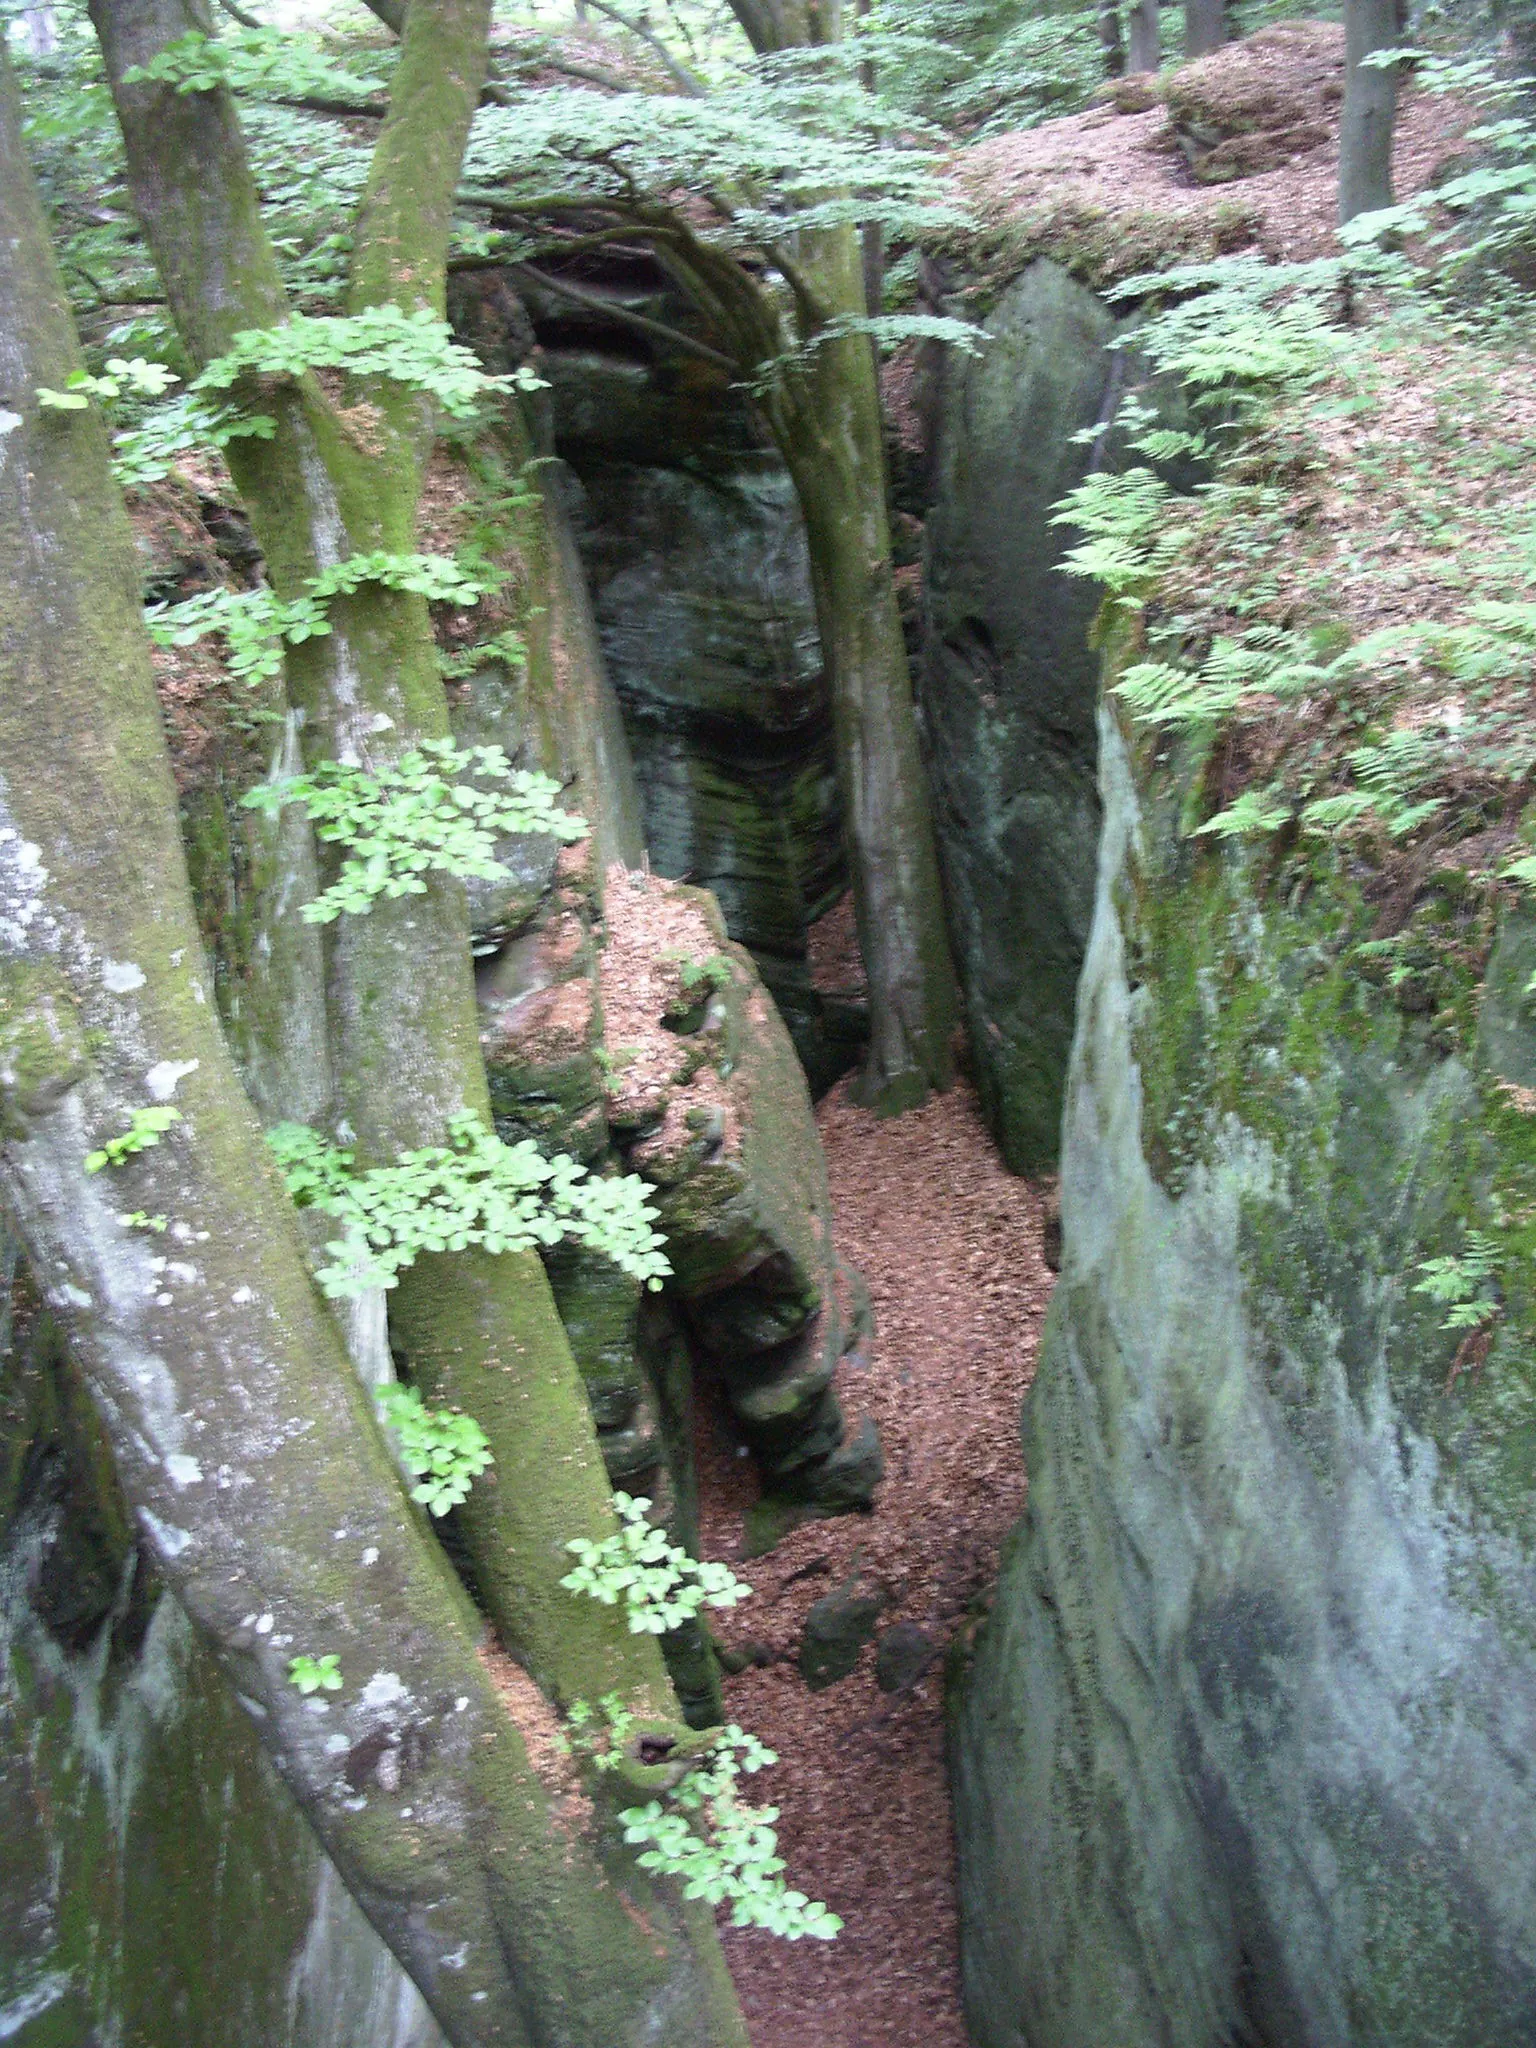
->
953;195;1262;306
1108;676;1536;1545
0;961;90;1136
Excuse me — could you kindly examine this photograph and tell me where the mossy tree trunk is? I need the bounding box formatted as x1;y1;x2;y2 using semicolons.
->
0;48;747;2044
1340;0;1401;221
714;0;960;1112
764;235;959;1112
89;0;696;1729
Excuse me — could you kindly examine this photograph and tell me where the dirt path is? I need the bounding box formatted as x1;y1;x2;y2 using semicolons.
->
696;1076;1053;2048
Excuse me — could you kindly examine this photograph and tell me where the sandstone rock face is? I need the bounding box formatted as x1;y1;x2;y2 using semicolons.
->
951;705;1536;2047
476;850;880;1613
921;258;1124;1170
540;330;863;1093
596;871;880;1525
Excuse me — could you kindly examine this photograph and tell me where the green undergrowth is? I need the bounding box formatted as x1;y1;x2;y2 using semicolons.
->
1059;249;1536;994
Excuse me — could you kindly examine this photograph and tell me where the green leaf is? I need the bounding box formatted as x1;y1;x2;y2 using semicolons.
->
1192;790;1291;839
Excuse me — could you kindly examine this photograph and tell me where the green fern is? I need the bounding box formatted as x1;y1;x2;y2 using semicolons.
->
1414;1230;1501;1333
1193;789;1292;839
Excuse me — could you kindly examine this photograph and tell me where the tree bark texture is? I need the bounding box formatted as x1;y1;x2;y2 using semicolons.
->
716;0;962;1110
0;48;748;2046
1183;0;1224;58
1097;0;1126;78
1127;0;1159;74
90;0;703;1726
1340;0;1400;221
766;228;959;1111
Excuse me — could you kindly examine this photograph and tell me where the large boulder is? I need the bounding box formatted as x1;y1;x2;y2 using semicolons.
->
595;867;881;1533
921;258;1120;1169
951;701;1536;2047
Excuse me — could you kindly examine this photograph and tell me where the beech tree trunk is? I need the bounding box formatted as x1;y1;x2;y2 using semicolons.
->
89;0;698;1727
0;43;747;2045
720;0;961;1113
1184;0;1224;58
1098;0;1126;78
1340;0;1400;221
1127;0;1159;74
766;228;959;1112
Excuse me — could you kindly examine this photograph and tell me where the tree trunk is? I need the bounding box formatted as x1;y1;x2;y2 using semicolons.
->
23;3;58;52
768;227;959;1113
1127;0;1159;74
0;47;747;2045
1184;0;1223;58
1098;0;1126;78
89;0;706;1726
712;0;960;1112
1340;0;1400;221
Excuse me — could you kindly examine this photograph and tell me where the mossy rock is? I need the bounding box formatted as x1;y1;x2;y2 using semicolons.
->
597;876;881;1526
798;1569;888;1691
1160;19;1343;182
952;698;1536;2048
480;906;607;1162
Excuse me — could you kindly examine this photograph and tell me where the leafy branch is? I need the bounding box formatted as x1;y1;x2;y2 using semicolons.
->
561;1490;750;1634
145;551;499;698
375;1384;493;1514
194;305;539;420
85;1105;182;1173
288;1652;343;1694
266;1114;672;1297
618;1722;842;1940
562;1697;840;1940
1414;1230;1502;1333
37;353;179;411
241;740;584;923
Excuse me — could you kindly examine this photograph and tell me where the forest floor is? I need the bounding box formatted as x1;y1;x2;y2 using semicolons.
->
696;1074;1054;2048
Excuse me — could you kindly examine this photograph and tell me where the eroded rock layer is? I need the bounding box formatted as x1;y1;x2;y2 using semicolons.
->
526;270;864;1092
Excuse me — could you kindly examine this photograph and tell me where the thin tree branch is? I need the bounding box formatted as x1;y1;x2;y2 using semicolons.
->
486;55;635;93
214;0;264;28
506;222;667;258
356;0;406;35
580;0;707;95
